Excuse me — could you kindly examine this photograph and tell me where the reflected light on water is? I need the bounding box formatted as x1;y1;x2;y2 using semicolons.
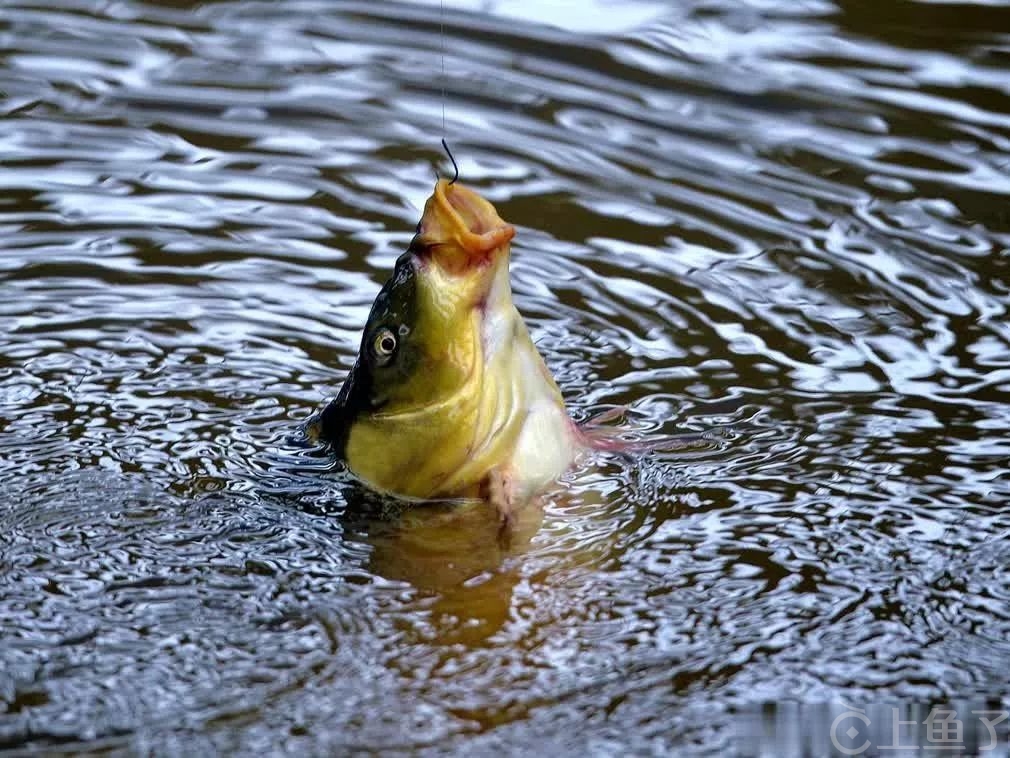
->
1;0;1010;753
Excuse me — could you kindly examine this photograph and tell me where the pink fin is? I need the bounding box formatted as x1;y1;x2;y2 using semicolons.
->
577;406;717;455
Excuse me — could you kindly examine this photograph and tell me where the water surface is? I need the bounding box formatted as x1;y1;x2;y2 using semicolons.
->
2;0;1010;753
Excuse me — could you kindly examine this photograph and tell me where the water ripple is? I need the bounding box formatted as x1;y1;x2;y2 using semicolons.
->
2;0;1010;752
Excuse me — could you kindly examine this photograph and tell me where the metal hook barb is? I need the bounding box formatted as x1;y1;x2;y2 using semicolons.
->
441;138;459;185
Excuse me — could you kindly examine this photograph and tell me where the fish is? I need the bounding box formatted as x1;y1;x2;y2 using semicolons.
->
313;178;630;527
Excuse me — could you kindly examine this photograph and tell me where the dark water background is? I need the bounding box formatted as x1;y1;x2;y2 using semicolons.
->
1;0;1009;754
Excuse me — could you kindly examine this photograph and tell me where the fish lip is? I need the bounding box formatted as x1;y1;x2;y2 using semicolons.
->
437;181;494;235
415;179;516;274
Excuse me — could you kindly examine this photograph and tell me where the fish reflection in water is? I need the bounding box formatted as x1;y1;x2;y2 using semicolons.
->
360;496;542;643
337;455;628;644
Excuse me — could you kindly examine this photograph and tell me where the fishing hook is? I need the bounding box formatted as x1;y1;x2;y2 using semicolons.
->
441;138;459;185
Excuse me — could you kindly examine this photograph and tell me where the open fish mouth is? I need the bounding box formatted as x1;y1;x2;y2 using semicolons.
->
412;179;516;275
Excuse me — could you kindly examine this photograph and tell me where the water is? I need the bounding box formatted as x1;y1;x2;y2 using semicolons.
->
1;0;1009;754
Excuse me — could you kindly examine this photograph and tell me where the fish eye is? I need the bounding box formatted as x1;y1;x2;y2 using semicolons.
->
372;327;397;364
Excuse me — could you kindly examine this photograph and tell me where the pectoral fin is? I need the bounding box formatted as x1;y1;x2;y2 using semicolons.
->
480;467;517;542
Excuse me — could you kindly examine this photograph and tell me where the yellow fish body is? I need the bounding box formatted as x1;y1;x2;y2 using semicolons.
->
314;179;581;520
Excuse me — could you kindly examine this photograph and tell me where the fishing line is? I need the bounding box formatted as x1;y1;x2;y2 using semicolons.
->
438;0;458;184
440;0;446;137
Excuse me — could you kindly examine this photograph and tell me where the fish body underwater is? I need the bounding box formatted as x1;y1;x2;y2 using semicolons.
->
314;179;584;521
